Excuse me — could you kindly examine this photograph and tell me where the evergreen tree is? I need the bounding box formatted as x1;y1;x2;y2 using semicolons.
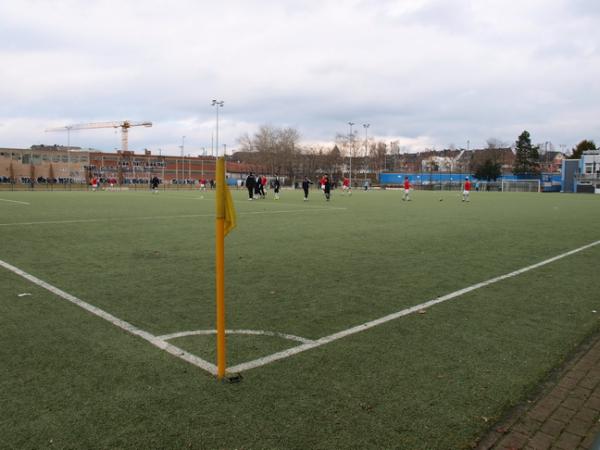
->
512;130;540;176
474;159;502;181
570;139;596;159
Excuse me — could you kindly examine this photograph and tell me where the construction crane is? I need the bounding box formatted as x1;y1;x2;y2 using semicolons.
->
46;120;152;152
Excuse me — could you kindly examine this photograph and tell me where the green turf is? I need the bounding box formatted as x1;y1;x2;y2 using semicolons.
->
1;188;600;449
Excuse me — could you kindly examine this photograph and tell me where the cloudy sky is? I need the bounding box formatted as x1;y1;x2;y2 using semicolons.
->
1;0;599;155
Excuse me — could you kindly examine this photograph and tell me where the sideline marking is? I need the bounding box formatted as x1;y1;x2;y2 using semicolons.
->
0;198;30;205
0;207;346;227
158;329;315;345
154;195;208;201
0;259;218;375
227;239;600;373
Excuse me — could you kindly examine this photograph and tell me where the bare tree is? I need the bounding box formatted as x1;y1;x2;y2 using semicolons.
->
237;125;301;180
486;138;507;149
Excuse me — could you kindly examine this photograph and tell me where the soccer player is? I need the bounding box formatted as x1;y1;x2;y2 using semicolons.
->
245;172;256;200
199;177;206;191
91;176;98;192
462;177;471;202
260;175;267;199
273;175;281;200
254;174;262;199
322;174;332;201
342;176;351;195
402;176;411;201
150;176;160;194
302;176;313;201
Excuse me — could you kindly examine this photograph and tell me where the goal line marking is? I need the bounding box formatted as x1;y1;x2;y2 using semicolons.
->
0;198;30;205
227;239;600;373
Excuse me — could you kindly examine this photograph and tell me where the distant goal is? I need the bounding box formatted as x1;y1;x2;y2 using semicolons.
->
501;179;541;193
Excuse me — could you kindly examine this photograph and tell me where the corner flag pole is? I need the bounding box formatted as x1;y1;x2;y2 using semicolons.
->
215;156;226;379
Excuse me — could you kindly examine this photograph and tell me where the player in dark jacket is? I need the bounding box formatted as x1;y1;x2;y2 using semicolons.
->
322;174;331;201
245;172;256;200
302;176;313;201
150;176;160;194
273;175;281;200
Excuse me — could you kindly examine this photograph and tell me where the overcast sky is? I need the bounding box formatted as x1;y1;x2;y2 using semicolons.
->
1;0;598;155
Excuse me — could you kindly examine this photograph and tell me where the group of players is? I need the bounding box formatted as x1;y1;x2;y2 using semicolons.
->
245;173;281;200
142;171;472;202
402;176;471;202
243;173;472;203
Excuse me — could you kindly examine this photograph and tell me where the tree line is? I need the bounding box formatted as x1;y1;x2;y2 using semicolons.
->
236;125;597;183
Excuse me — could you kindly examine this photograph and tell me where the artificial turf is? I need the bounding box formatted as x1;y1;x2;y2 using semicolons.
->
1;187;599;449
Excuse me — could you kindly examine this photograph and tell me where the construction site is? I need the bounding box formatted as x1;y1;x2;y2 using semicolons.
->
0;120;251;189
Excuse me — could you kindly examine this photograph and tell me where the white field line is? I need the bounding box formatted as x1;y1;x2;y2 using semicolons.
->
0;207;346;227
158;329;315;345
0;198;30;205
0;259;218;375
154;195;208;201
228;239;600;373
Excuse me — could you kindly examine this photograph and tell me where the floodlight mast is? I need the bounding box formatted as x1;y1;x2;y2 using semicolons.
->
363;123;370;184
212;100;224;157
348;122;355;188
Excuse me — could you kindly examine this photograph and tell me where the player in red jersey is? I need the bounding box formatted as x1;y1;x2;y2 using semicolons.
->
342;176;351;195
260;175;267;198
462;177;471;202
402;176;411;201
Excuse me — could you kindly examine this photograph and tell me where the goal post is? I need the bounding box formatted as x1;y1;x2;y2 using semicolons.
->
501;179;541;193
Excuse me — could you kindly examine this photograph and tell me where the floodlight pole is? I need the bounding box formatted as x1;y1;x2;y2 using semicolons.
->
363;124;370;184
180;136;186;184
201;147;205;177
66;126;72;190
348;122;355;188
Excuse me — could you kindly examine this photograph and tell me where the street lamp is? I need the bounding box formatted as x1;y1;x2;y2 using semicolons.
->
348;121;355;188
65;126;72;189
212;100;224;157
363;123;370;184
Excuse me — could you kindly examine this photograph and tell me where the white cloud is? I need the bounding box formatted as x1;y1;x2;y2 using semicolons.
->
0;0;599;154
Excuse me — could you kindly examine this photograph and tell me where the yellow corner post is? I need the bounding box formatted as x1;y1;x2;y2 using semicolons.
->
215;157;226;379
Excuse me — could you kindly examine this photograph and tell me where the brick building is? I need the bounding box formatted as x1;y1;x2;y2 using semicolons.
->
0;146;252;187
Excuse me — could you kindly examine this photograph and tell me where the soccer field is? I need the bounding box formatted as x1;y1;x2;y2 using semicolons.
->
2;188;600;449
